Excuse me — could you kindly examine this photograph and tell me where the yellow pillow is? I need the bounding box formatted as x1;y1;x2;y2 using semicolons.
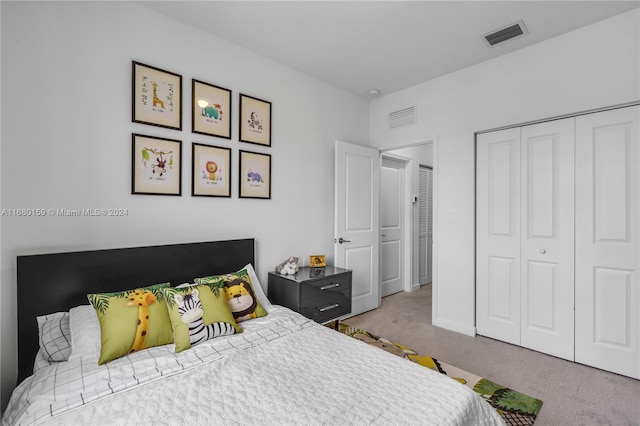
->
87;283;173;365
195;267;267;322
162;282;241;353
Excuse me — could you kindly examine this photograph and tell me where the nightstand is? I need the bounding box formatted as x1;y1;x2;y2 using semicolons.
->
268;266;352;328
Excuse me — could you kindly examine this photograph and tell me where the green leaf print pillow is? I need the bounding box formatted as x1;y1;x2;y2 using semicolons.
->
162;281;242;353
87;282;173;365
195;267;267;322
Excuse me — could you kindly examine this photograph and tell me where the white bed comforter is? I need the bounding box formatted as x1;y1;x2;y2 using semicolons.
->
3;307;504;426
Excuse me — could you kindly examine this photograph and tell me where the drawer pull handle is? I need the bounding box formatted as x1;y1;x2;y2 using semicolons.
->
319;303;339;312
320;283;340;290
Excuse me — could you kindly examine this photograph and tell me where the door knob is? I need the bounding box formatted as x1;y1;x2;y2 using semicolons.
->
539;249;547;254
337;237;351;244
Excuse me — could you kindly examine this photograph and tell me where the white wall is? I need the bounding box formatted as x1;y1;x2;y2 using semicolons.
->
0;1;368;409
369;10;640;335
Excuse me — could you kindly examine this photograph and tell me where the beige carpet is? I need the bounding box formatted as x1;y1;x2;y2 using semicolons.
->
345;284;640;426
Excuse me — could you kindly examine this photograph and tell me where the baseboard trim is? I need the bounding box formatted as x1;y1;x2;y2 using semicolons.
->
433;318;476;337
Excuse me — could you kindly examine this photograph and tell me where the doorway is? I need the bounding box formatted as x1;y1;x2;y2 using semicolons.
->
335;140;434;318
381;143;433;294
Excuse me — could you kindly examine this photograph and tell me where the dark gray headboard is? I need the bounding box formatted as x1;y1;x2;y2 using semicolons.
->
16;238;255;384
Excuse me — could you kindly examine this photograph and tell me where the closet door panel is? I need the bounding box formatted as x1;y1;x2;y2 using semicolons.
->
476;128;521;345
520;118;575;361
575;106;639;379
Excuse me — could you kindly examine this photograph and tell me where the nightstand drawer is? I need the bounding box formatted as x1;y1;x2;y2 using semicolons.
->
300;275;351;301
300;290;351;323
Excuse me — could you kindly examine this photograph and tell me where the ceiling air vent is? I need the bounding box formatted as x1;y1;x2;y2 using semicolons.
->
483;20;528;46
389;106;416;129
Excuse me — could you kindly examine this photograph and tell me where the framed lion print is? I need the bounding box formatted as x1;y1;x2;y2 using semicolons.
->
192;143;231;197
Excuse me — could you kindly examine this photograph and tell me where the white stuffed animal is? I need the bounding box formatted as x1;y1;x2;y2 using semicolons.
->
275;256;299;275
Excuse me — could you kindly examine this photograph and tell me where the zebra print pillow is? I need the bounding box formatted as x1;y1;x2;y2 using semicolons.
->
162;282;242;353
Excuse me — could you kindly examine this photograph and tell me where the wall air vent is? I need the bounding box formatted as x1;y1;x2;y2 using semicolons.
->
483;20;528;46
389;106;416;129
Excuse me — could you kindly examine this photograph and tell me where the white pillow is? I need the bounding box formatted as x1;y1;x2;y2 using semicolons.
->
242;263;272;310
175;282;196;288
68;304;101;363
36;312;71;362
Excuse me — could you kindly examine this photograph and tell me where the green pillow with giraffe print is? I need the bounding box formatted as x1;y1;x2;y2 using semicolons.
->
87;283;173;365
161;282;242;353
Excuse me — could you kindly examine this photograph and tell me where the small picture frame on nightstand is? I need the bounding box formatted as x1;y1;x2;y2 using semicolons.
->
309;255;326;268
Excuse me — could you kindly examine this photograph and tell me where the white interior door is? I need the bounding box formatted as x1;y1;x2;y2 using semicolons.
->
380;157;405;297
476;128;522;345
575;106;639;379
520;118;575;361
335;140;380;315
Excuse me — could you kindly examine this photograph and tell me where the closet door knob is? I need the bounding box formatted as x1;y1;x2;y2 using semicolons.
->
539;249;547;254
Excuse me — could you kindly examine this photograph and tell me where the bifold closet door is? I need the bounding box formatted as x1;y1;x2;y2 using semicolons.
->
520;118;575;361
477;118;575;360
476;128;521;345
575;106;639;379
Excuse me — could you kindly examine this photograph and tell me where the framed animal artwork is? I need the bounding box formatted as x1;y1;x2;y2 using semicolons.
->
239;94;272;147
132;134;182;196
238;150;271;199
132;61;182;130
191;143;231;197
192;79;232;139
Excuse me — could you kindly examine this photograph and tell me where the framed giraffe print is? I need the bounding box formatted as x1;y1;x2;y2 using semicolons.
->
132;61;182;130
132;133;182;196
192;79;232;139
239;94;271;147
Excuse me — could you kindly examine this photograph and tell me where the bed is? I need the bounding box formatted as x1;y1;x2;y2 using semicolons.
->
2;239;504;425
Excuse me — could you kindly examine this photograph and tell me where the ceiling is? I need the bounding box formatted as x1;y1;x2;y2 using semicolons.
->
139;1;639;99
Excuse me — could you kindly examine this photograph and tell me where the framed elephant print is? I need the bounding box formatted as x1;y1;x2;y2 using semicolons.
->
192;79;232;139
